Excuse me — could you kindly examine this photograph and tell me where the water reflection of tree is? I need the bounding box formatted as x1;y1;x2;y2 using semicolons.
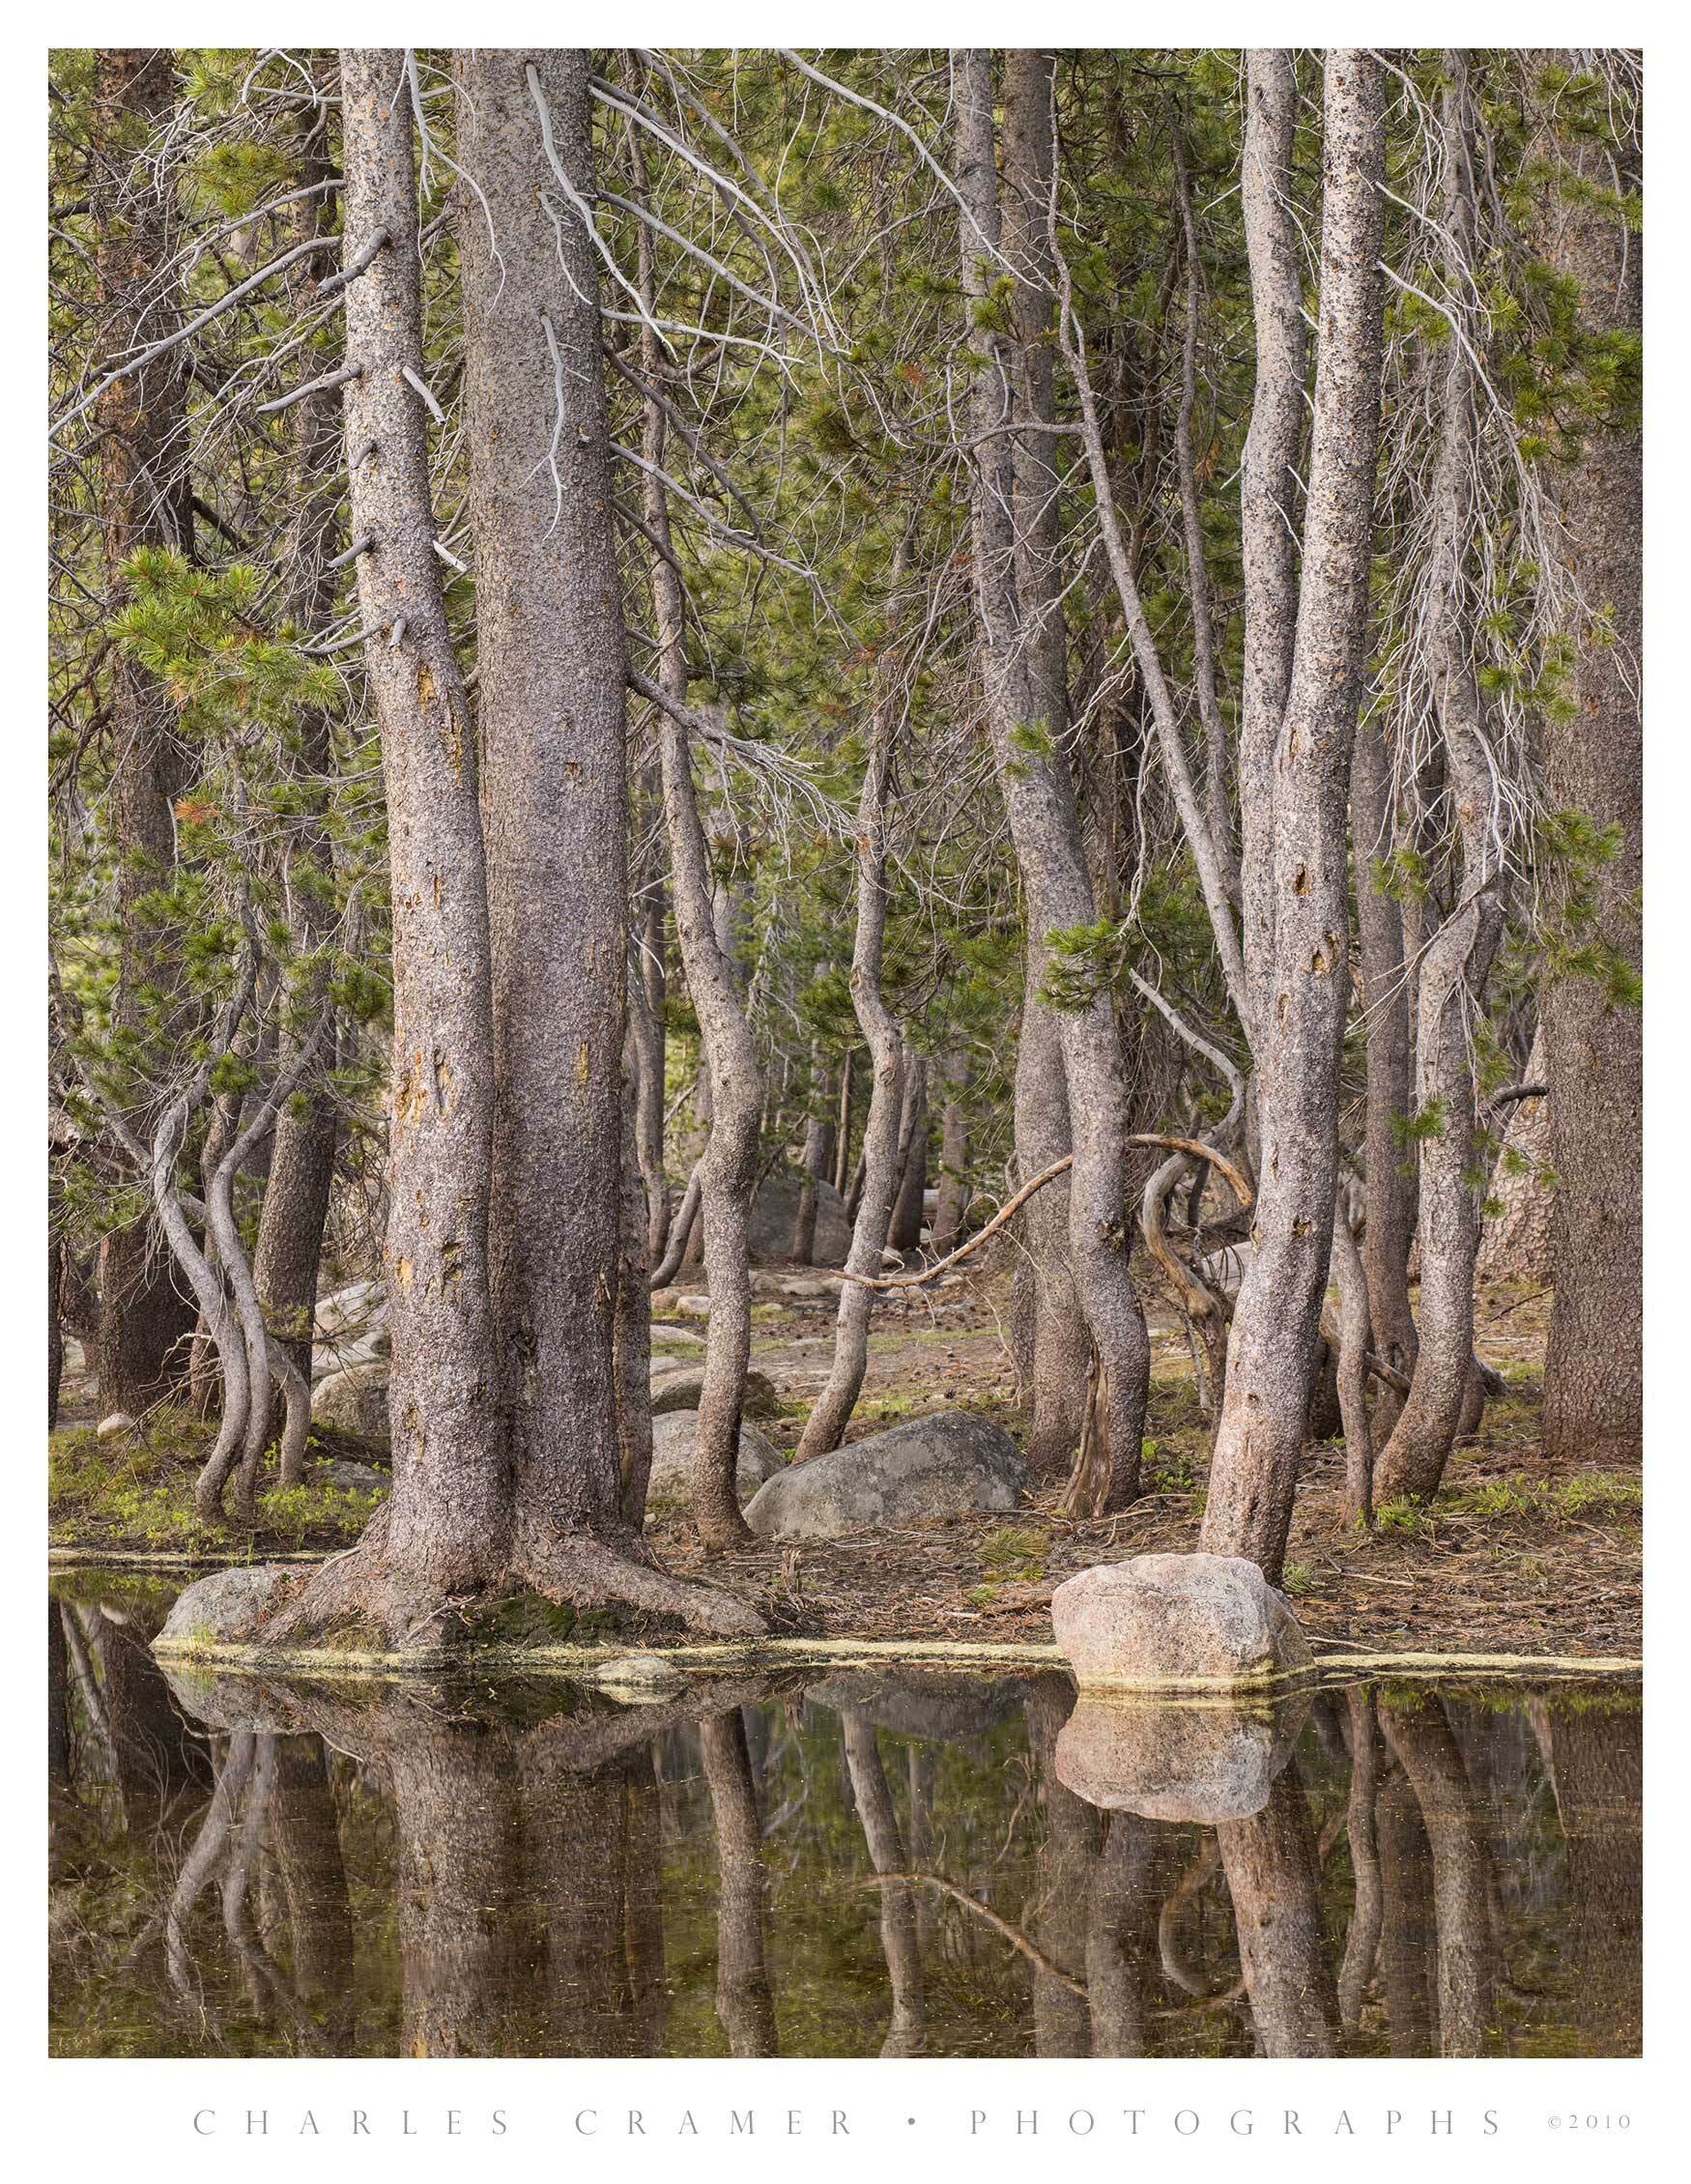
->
702;1707;778;2055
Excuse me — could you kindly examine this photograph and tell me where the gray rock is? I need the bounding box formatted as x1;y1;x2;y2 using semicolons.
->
313;1458;390;1494
651;1368;779;1420
96;1411;135;1441
311;1361;391;1445
312;1325;390;1378
1053;1692;1310;1824
155;1565;301;1654
675;1292;712;1320
649;1320;706;1352
745;1176;853;1266
743;1411;1025;1539
805;1670;1033;1744
1051;1553;1313;1693
314;1278;386;1337
777;1275;842;1302
645;1410;784;1511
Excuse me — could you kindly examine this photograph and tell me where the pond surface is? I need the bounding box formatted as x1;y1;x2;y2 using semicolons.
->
48;1577;1641;2059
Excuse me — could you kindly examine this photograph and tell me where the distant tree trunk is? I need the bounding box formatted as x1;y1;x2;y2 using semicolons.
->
888;1059;929;1251
1376;59;1505;1506
1202;52;1387;1580
91;47;198;1415
791;1048;835;1264
930;1050;969;1257
1355;713;1419;1422
1533;60;1643;1465
960;47;1150;1510
832;1056;854;1195
629;117;761;1548
1476;1032;1552;1281
796;653;906;1463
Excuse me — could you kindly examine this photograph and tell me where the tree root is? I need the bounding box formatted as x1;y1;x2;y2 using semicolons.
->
256;1503;766;1654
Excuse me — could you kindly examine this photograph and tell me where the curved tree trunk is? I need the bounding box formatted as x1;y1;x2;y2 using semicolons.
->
629;119;762;1548
1202;52;1387;1580
1375;60;1506;1507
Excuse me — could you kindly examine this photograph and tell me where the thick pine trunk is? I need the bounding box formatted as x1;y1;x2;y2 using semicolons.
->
1201;52;1387;1580
92;47;198;1415
1533;62;1643;1464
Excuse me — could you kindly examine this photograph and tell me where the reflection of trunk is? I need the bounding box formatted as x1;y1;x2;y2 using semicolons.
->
48;1603;71;1787
1216;1760;1342;2055
1084;1813;1161;2056
1023;1678;1100;2055
269;1735;354;2041
1380;1695;1497;2055
702;1710;778;2056
1540;1702;1642;2056
92;1604;212;1809
1201;53;1387;1578
843;1714;924;2055
1376;1766;1440;2054
1337;1687;1384;2027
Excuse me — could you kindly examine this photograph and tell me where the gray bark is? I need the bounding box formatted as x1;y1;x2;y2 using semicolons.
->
1202;52;1387;1580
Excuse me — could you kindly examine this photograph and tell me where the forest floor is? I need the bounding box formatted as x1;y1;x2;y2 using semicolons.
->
49;1263;1641;1660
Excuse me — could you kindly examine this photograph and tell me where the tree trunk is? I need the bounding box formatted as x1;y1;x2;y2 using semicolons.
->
960;47;1150;1510
91;47;198;1416
1216;1759;1343;2055
791;1049;835;1264
1355;712;1419;1422
930;1049;969;1257
1202;52;1387;1580
628;117;762;1548
702;1709;778;2055
1375;59;1506;1505
1476;1031;1552;1282
1533;60;1643;1465
1380;1695;1498;2055
888;1059;929;1251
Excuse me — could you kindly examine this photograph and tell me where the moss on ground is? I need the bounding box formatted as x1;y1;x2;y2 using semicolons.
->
49;1404;388;1556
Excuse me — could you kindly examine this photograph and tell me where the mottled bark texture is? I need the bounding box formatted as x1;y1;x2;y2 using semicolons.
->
791;1048;835;1263
1375;60;1505;1505
960;48;1150;1509
1217;1759;1343;2056
1540;1701;1642;2055
92;48;198;1414
702;1710;779;2055
1201;53;1387;1580
1533;62;1643;1464
262;49;760;1645
251;77;344;1393
1380;1695;1497;2055
889;1058;929;1251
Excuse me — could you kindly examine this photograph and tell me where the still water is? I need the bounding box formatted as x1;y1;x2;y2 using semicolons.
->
48;1577;1641;2059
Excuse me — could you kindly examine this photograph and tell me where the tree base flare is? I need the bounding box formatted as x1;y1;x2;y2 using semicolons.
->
256;1508;767;1653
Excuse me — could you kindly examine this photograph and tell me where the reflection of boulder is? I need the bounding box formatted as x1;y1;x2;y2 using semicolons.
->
1052;1553;1311;1692
745;1176;852;1266
805;1669;1033;1745
1053;1690;1310;1824
744;1412;1026;1538
645;1410;784;1512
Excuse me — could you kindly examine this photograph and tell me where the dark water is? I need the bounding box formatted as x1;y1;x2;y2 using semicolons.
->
48;1576;1642;2059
